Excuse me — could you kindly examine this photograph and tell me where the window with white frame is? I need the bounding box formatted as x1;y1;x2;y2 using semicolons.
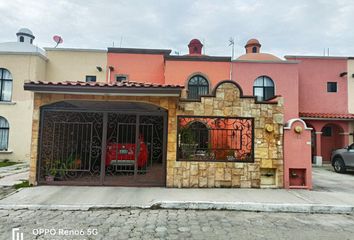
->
253;76;275;101
0;68;13;102
0;117;9;150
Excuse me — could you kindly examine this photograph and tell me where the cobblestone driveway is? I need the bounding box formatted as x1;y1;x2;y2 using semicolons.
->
1;209;353;240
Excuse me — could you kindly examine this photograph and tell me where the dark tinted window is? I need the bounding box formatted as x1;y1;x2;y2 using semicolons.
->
322;126;332;137
187;75;209;99
85;75;96;82
253;76;275;101
327;82;337;92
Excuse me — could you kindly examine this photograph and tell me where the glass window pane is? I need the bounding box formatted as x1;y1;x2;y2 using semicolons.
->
189;77;198;85
264;87;275;100
0;117;9;128
254;77;263;86
2;70;12;79
1;80;12;101
254;87;263;100
264;77;274;87
0;129;9;150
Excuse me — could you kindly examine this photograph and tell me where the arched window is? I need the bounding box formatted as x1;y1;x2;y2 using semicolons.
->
188;121;209;150
19;36;24;42
252;46;257;53
187;75;209;99
253;76;275;101
0;117;9;151
0;68;12;102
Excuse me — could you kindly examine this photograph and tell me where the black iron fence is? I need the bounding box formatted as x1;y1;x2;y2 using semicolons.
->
177;116;254;162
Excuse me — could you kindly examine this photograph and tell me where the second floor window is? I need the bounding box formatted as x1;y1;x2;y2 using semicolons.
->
0;68;12;102
327;82;337;92
85;75;96;82
116;75;127;82
253;76;275;101
187;75;209;99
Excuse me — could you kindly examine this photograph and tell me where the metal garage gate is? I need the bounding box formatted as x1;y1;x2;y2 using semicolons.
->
37;101;167;186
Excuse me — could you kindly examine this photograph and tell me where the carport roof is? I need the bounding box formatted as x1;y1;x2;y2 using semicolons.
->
24;80;184;97
300;112;354;120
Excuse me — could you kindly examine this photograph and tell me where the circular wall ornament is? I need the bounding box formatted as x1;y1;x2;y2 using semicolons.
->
265;124;274;132
294;126;303;133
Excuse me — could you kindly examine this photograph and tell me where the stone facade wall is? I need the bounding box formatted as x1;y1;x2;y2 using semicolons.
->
167;82;284;188
29;81;284;188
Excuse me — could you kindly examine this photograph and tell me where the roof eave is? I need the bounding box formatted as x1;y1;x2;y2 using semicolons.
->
300;117;354;121
24;84;182;97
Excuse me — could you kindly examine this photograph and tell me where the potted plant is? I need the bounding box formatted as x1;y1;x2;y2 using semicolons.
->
45;168;57;182
226;150;236;161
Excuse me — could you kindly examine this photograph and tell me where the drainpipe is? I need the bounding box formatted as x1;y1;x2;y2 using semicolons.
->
107;66;111;83
107;66;114;83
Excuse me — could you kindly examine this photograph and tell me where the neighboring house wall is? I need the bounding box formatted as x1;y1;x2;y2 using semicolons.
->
0;54;46;161
286;57;348;114
348;59;354;144
164;60;230;87
45;49;107;83
232;61;299;121
107;52;166;84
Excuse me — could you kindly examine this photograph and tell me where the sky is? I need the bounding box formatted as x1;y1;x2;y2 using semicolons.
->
0;0;354;58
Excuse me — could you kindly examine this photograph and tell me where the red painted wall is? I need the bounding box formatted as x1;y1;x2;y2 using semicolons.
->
164;60;230;87
232;62;299;121
107;53;165;84
286;57;348;114
284;120;312;189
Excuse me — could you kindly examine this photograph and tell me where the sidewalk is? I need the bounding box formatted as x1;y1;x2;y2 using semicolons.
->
0;186;353;213
0;163;29;186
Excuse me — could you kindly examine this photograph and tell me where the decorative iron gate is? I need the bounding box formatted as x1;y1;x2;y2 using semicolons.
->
37;101;167;186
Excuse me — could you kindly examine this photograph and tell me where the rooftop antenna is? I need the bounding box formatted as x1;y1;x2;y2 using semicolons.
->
202;38;205;55
229;37;235;80
52;35;63;48
120;36;123;48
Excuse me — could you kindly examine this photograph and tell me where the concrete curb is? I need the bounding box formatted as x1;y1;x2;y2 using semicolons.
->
0;201;353;214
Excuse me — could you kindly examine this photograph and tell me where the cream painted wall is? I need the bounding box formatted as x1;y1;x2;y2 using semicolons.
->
0;54;47;161
45;49;107;82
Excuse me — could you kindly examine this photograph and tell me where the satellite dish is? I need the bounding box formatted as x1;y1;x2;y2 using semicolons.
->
53;35;63;48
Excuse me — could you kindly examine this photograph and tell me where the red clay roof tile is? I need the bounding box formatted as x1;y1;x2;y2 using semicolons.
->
300;112;354;119
25;80;184;89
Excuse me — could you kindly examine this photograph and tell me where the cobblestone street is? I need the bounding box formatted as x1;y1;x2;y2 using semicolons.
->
0;209;353;240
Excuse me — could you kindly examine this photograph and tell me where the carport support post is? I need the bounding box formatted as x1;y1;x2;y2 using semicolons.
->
100;113;108;184
314;132;323;166
134;115;140;180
